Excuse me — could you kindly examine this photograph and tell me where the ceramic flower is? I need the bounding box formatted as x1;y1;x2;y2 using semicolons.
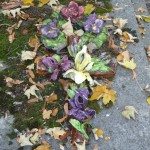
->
63;45;94;85
61;1;84;23
42;55;71;80
40;19;59;38
83;13;103;34
68;88;96;121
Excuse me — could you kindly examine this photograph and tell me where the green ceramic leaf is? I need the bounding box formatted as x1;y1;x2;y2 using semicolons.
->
42;19;52;25
69;119;90;140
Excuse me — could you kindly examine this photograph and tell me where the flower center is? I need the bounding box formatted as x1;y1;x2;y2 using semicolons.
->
92;25;97;31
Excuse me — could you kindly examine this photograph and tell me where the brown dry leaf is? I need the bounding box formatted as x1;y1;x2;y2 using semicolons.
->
113;7;123;11
34;144;51;150
93;144;98;150
108;36;119;54
122;106;138;120
29;78;46;90
4;76;24;87
98;14;112;21
28;98;39;103
138;24;146;38
42;109;52;119
51;108;58;116
45;93;58;103
58;79;70;91
64;103;68;114
8;32;15;43
121;32;137;43
26;69;35;78
89;85;116;105
28;35;40;48
56;114;68;123
46;127;66;140
1;0;21;10
146;45;150;61
26;63;34;70
137;7;147;13
114;28;122;36
117;50;130;61
24;85;39;99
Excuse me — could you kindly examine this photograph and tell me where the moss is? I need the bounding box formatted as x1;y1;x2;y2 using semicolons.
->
7;132;17;139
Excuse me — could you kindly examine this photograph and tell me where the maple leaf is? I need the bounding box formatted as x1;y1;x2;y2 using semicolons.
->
28;35;40;48
141;15;150;22
84;4;95;15
113;18;128;29
38;0;49;7
17;134;33;147
30;132;40;144
137;7;147;13
122;106;138;120
34;144;51;150
121;32;137;43
42;109;52;119
4;76;24;87
22;0;34;6
46;127;66;140
21;51;36;61
74;140;86;150
118;58;136;70
89;85;116;105
24;85;39;99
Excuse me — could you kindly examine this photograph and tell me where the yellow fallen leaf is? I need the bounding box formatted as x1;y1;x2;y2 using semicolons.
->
92;128;103;140
121;32;137;43
122;106;138;120
113;18;128;29
42;109;52;119
28;35;40;48
118;58;136;70
105;136;110;141
84;4;95;15
34;144;51;150
147;97;150;105
89;85;116;105
38;0;49;7
74;140;86;150
22;0;34;6
141;15;150;22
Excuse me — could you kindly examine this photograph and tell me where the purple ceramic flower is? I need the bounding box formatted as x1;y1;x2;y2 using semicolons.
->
40;19;59;38
68;88;96;121
61;1;84;23
70;35;82;52
42;55;71;80
83;14;103;34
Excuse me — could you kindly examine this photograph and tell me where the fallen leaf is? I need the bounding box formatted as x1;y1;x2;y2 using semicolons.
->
137;7;147;13
17;134;33;146
28;98;39;103
62;18;74;36
8;32;15;43
24;85;39;99
122;106;138;120
56;114;68;123
92;128;103;140
84;4;95;15
113;18;128;29
146;45;150;61
26;63;35;70
104;136;110;141
141;15;150;22
48;0;59;7
42;109;52;119
64;103;68;114
4;76;24;87
59;144;65;150
89;85;116;105
51;108;58;116
147;97;150;105
114;28;122;36
46;127;66;140
21;51;36;61
38;0;49;7
22;0;34;6
138;24;146;38
30;132;40;144
34;144;51;150
26;69;35;78
93;144;98;150
1;0;21;10
121;32;137;43
108;36;119;54
74;29;84;36
74;140;86;150
28;35;40;48
45;93;58;103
